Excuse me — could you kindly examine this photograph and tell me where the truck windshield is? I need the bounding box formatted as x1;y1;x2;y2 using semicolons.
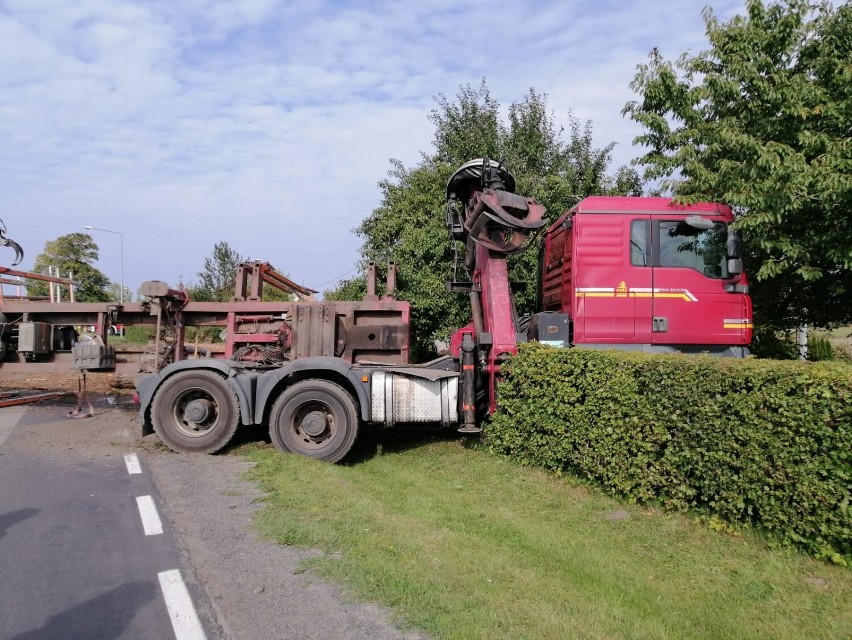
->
659;220;729;278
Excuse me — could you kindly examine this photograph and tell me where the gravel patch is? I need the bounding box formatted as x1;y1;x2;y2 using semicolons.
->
140;439;430;640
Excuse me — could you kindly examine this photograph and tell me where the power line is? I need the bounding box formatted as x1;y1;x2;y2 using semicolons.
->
310;265;360;291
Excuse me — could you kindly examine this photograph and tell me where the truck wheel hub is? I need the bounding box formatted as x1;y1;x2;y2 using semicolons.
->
185;399;214;424
300;410;329;437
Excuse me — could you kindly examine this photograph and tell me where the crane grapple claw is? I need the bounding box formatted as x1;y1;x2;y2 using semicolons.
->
445;158;546;256
0;219;24;266
4;238;24;266
464;190;546;254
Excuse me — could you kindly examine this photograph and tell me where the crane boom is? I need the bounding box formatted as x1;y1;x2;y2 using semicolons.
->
446;158;546;430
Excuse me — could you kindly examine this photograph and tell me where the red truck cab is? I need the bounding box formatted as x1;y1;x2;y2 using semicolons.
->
539;197;751;356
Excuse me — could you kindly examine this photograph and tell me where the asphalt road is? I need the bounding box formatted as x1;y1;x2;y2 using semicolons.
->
0;396;427;640
0;403;222;640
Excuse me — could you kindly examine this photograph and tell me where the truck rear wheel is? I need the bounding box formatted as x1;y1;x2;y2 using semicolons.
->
268;380;358;463
151;370;240;454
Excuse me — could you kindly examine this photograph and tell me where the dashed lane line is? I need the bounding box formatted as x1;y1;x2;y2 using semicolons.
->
0;407;26;447
130;453;209;638
124;452;142;474
158;569;208;640
136;495;164;536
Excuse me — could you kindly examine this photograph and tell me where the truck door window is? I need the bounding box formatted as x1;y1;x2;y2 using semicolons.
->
658;220;728;278
630;220;650;267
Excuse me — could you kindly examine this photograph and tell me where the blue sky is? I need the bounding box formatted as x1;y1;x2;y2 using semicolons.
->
0;0;741;298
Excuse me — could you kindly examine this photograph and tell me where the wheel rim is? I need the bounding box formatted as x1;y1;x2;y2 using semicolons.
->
288;401;337;450
269;381;358;462
169;386;222;438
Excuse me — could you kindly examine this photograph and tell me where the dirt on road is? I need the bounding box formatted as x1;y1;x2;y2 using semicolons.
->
0;371;134;395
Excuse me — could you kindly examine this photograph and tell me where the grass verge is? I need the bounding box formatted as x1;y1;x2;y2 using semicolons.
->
242;432;852;640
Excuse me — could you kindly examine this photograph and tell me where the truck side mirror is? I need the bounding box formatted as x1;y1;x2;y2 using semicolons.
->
727;258;743;275
684;215;714;230
726;231;742;259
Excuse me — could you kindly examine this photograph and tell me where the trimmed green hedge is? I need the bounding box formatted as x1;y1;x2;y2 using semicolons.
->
487;344;852;563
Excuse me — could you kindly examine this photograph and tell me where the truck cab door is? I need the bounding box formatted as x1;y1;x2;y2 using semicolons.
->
574;214;652;343
650;219;747;346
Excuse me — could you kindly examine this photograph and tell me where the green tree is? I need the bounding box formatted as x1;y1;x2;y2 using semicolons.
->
188;242;298;302
324;276;366;302
329;82;642;358
431;80;502;165
189;241;246;302
623;0;852;329
106;282;131;303
28;233;110;302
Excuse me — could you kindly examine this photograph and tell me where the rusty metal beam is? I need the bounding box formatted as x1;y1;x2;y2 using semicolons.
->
0;267;77;285
233;261;317;302
0;390;70;407
258;263;317;299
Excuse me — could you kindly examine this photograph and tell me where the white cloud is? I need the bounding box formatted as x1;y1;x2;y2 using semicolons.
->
0;0;744;295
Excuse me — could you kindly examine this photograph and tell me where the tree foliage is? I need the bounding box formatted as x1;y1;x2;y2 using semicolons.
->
187;241;296;302
623;0;852;328
329;81;642;358
189;241;246;302
28;233;110;302
105;282;131;303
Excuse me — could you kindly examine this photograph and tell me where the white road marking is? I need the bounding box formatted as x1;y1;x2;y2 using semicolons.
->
0;407;27;447
4;404;207;637
158;569;207;640
124;452;142;474
136;495;164;535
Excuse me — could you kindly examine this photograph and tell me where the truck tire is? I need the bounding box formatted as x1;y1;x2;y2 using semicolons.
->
151;370;240;454
56;326;77;351
268;380;358;463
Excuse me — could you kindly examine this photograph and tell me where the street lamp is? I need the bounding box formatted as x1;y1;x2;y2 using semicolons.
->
84;225;124;304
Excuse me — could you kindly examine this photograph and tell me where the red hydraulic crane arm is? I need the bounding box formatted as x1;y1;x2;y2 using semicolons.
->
471;242;519;413
446;158;546;429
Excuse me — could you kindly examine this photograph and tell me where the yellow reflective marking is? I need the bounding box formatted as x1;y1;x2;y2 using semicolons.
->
578;287;696;302
655;293;693;301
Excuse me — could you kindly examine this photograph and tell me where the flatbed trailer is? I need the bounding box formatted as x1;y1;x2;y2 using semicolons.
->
0;261;410;375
